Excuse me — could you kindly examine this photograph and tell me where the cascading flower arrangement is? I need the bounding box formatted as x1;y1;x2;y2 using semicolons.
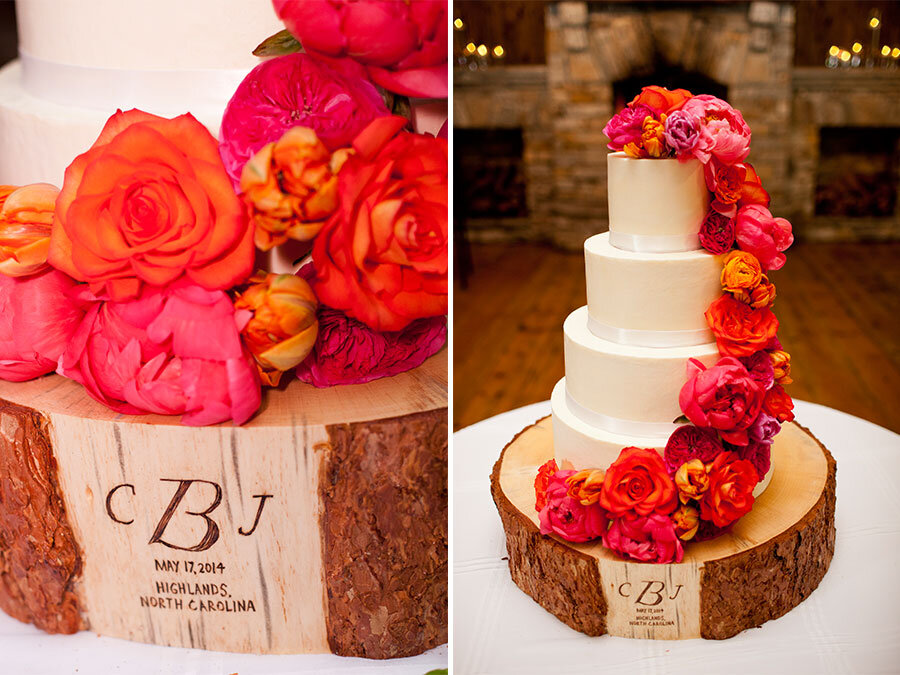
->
0;0;448;426
535;86;794;562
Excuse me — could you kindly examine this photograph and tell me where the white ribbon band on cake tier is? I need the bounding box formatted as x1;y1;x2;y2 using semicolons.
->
587;315;713;348
608;230;701;253
19;50;251;114
565;389;678;440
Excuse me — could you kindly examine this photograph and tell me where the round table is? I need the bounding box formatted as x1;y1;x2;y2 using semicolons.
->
454;400;900;674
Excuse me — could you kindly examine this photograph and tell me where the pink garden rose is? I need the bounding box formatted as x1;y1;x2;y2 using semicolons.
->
274;0;448;99
539;469;608;543
602;512;684;564
739;350;775;391
58;281;260;426
0;269;83;381
680;95;751;165
663;425;724;477
663;109;700;158
603;104;654;151
734;204;794;271
698;209;735;254
295;306;446;387
679;356;765;446
219;53;388;187
735;439;772;482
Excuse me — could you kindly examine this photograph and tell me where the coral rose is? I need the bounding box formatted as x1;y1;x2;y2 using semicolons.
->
602;512;683;564
698;209;734;255
311;116;448;332
0;269;83;381
680;94;752;165
734;204;793;271
603;104;654;152
534;458;559;512
48;110;253;302
721;250;762;293
699;452;758;527
672;504;700;541
629;85;692;115
274;0;448;99
566;468;606;506
599;447;677;517
58;281;261;426
241;126;353;251
539;469;608;543
0;183;59;277
663;424;723;476
764;383;795;422
705;294;779;358
674;458;711;504
679;356;765;446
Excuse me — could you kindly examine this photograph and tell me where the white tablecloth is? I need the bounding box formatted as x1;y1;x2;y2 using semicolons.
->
454;400;900;674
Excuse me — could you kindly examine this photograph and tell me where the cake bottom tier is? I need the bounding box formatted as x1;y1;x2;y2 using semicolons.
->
491;415;835;640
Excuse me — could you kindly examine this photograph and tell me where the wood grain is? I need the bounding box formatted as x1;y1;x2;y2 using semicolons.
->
454;242;900;432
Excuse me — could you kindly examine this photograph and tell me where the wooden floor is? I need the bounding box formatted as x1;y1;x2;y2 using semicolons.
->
454;241;900;433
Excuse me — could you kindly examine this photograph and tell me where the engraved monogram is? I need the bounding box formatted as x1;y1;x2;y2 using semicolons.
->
105;479;274;551
618;580;683;605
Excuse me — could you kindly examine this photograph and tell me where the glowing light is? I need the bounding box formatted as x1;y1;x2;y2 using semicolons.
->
492;45;505;58
893;47;900;58
870;17;880;28
454;18;464;30
465;42;476;54
882;45;891;56
852;42;862;53
476;44;488;57
828;45;840;57
840;50;851;62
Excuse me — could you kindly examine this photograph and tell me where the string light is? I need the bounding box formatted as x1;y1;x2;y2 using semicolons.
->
840;50;851;62
476;44;488;57
465;42;476;54
870;17;880;28
882;45;891;56
454;18;464;30
828;45;840;56
492;45;505;58
893;47;900;58
852;42;862;53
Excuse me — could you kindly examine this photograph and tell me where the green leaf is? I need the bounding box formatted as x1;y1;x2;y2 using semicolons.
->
253;29;302;57
672;415;690;425
424;670;448;675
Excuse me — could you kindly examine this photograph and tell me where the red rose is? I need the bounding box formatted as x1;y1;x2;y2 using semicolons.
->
700;452;757;527
764;383;795;422
663;425;723;476
705;294;779;358
534;458;558;512
599;447;677;517
698;209;735;255
311;116;448;332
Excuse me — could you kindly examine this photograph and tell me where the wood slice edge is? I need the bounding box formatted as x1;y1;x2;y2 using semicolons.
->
490;416;837;640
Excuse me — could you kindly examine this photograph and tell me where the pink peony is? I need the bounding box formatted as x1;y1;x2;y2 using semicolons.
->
734;204;794;271
680;95;751;165
698;209;735;254
295;306;446;387
274;0;448;99
58;281;261;426
219;52;388;187
663;109;700;158
664;425;724;477
748;411;781;445
0;269;83;381
679;356;765;446
539;469;608;543
602;512;684;564
603;104;654;151
735;439;772;482
739;351;775;391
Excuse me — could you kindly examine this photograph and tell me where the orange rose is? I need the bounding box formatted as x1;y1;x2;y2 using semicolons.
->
599;447;677;517
566;468;606;506
674;458;710;504
733;276;776;309
48;109;253;301
764;383;795;422
629;85;692;114
699;452;757;527
0;183;59;277
769;350;792;385
705;294;779;357
672;504;700;540
240;126;352;252
721;250;762;294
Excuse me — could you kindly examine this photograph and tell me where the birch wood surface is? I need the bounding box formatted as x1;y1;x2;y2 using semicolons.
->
491;415;836;640
0;353;448;658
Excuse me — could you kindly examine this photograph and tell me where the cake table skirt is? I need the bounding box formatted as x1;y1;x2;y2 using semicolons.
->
491;415;835;640
0;354;448;659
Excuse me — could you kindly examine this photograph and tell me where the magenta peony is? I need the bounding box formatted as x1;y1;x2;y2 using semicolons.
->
219;52;388;187
664;425;724;477
680;95;751;165
0;269;83;381
698;209;735;254
296;306;446;387
734;204;794;271
739;350;775;391
663;109;700;159
58;281;261;426
679;356;765;446
603;104;654;151
274;0;448;99
602;512;684;564
539;469;608;543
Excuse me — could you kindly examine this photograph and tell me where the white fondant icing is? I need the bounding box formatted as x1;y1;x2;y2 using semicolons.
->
584;232;723;341
607;152;709;248
563;306;720;425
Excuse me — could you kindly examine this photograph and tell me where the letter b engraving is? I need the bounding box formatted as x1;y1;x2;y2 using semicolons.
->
149;479;222;552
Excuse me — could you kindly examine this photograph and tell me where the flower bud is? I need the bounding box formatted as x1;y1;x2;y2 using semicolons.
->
0;183;59;277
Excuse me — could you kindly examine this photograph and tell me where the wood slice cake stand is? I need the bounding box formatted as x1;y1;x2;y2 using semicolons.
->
0;353;447;659
491;415;836;640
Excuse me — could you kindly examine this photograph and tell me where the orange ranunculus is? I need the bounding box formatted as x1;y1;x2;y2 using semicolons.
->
672;504;700;540
705;294;779;358
48;109;253;301
599;447;677;517
764;383;795;422
534;458;559;512
721;250;762;294
733;276;776;309
312;115;448;332
674;458;710;504
566;468;606;506
699;452;757;527
629;85;692;115
240;126;353;252
0;183;59;277
770;349;792;385
234;272;318;387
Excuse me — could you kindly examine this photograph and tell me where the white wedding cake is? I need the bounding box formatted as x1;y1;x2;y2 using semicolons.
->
551;151;773;494
0;0;282;186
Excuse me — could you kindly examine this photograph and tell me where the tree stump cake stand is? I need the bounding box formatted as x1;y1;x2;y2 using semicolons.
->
491;415;836;640
0;354;448;659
